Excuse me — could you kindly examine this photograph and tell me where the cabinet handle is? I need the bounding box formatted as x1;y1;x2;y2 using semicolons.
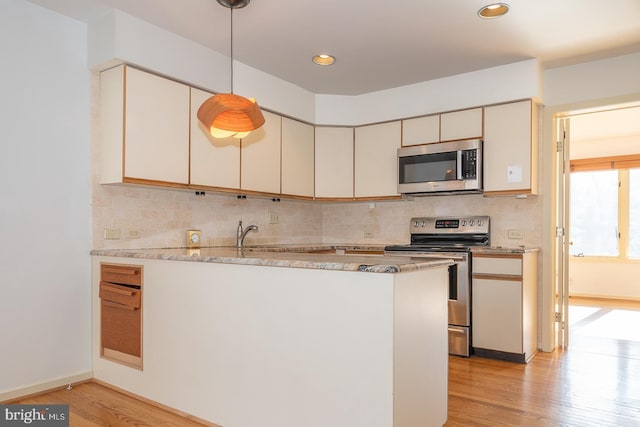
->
100;282;136;296
103;266;139;276
102;300;137;311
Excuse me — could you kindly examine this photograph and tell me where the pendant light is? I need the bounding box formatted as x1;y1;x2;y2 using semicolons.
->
197;0;265;139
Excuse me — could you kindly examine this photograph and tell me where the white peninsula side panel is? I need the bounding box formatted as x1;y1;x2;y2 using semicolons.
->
91;257;448;427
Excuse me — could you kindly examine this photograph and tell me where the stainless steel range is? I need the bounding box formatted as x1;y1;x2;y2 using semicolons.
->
384;216;490;357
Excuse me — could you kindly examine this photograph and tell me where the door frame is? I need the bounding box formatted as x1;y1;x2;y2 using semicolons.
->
541;95;640;351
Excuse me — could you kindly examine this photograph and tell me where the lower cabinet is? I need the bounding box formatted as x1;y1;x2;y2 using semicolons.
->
99;263;143;369
472;252;537;363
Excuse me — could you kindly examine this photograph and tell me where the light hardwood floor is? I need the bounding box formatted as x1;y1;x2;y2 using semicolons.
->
9;297;640;426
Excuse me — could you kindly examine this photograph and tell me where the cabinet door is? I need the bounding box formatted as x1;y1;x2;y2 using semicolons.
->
281;118;314;198
440;108;483;142
315;127;353;199
472;278;523;354
124;67;190;184
483;100;537;194
354;121;401;198
190;87;240;190
402;115;440;146
241;110;281;194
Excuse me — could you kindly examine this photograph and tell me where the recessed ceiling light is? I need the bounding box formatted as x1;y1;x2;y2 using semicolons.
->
477;3;510;19
312;54;336;66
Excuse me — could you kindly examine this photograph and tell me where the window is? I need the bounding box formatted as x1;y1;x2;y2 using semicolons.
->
630;169;640;258
570;170;618;256
570;155;640;260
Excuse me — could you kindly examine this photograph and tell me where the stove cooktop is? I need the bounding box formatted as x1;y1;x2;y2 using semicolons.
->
385;216;490;252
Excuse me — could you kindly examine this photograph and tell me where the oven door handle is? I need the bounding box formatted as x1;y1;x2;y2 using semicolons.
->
419;254;466;261
384;252;467;261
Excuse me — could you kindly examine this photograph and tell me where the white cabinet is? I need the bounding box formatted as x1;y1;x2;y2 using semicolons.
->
440;107;483;142
401;107;482;147
240;110;281;195
281;118;314;198
315;127;354;199
402;115;440;146
100;65;190;185
483;100;538;195
354;121;401;198
472;252;538;363
190;87;240;190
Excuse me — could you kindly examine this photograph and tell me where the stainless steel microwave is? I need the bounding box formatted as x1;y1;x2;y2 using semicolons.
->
397;139;482;195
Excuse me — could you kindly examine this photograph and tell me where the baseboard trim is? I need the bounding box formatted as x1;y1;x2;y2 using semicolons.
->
0;372;93;403
92;379;221;427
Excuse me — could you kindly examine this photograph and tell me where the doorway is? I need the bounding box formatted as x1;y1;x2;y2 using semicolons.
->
554;104;640;349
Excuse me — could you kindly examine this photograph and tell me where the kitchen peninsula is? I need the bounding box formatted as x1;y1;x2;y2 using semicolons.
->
91;246;451;427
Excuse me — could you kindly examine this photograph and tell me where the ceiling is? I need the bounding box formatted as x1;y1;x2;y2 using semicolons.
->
25;0;640;95
570;106;640;143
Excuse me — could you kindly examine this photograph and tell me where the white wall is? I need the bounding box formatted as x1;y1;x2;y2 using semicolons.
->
87;10;317;123
316;59;541;126
0;0;92;397
569;260;640;300
544;52;640;107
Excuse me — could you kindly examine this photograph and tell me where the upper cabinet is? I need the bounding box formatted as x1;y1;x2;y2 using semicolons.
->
281;118;315;199
440;108;483;142
100;65;190;186
240;110;281;195
401;107;482;147
402;115;440;146
190;87;240;191
99;65;539;201
315;127;354;199
483;100;539;195
354;122;401;198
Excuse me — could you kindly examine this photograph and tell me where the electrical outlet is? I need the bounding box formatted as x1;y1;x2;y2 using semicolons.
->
269;211;279;224
104;228;121;240
508;229;524;239
127;229;142;239
364;227;375;238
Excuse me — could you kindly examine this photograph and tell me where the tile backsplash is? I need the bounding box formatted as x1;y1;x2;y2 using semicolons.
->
92;184;541;249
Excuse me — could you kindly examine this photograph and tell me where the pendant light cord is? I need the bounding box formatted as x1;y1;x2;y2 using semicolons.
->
230;6;234;94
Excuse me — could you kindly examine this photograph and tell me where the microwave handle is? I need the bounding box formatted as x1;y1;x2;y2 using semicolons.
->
456;150;463;180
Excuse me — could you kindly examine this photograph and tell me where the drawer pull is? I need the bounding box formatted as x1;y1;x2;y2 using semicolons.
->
100;282;136;296
99;282;141;308
102;300;137;311
103;266;139;276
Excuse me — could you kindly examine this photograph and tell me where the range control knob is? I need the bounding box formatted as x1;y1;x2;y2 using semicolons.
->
420;221;427;227
478;220;484;226
461;220;467;226
413;221;420;227
469;220;475;226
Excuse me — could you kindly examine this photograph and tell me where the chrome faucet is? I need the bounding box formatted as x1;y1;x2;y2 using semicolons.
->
236;220;259;249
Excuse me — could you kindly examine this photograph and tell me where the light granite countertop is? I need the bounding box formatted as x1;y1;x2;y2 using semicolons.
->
90;244;453;273
471;246;540;254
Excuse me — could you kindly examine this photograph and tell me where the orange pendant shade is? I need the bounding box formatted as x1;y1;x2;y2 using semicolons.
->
197;93;265;138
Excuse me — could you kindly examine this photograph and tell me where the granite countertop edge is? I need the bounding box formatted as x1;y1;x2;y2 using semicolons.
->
90;244;453;274
471;246;540;254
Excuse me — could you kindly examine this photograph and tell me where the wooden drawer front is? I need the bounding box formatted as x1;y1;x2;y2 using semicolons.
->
100;282;141;309
101;303;141;357
101;263;142;286
473;255;522;276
